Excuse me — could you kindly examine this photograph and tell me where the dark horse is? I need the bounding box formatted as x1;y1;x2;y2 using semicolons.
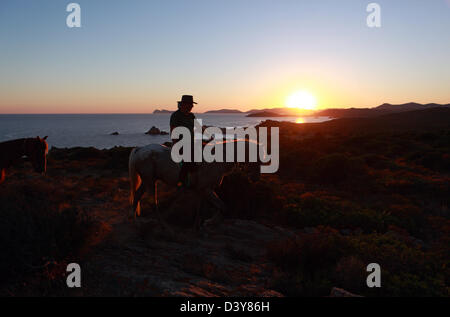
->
0;136;48;184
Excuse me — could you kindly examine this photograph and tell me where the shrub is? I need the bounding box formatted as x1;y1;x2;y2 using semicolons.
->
313;153;368;186
266;229;350;296
334;256;366;293
283;192;387;233
0;181;94;286
217;170;282;220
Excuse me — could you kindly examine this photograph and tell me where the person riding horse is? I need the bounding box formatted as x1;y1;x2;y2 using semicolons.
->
170;95;199;187
170;95;229;187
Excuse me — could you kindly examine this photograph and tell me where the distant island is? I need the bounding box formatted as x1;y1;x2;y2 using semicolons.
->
245;102;450;118
315;102;450;118
204;109;244;114
244;108;317;117
246;111;291;117
153;109;173;114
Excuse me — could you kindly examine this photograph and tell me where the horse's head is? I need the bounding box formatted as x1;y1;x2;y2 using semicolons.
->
229;138;262;182
27;136;49;174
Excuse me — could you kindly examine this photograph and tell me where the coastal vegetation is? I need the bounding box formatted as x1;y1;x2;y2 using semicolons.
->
0;108;448;296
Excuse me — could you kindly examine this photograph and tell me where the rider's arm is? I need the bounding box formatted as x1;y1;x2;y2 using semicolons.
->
170;112;181;144
170;125;179;144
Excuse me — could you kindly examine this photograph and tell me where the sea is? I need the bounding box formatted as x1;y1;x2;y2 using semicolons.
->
0;114;331;149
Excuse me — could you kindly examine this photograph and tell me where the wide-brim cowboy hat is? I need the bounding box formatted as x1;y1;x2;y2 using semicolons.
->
178;95;197;104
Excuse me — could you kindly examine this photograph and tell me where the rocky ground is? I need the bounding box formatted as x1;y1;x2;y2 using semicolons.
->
0;147;293;296
3;110;448;296
81;217;291;296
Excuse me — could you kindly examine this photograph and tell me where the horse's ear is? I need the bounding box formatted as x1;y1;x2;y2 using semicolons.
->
43;136;48;140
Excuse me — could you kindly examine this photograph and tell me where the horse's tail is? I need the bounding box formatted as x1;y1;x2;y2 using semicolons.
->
129;148;142;216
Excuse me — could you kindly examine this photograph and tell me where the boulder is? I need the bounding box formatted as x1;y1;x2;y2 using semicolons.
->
145;126;169;135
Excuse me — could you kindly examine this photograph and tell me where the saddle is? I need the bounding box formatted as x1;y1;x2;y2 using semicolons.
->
162;140;207;188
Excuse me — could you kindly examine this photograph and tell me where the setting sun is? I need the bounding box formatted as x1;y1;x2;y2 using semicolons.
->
286;91;317;110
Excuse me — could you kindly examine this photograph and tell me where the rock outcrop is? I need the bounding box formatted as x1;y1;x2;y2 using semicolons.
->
81;218;292;296
145;126;169;135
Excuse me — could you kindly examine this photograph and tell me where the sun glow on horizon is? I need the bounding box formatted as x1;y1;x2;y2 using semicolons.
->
286;91;318;110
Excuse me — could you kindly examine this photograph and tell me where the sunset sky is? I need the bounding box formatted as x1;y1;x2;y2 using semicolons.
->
0;0;449;114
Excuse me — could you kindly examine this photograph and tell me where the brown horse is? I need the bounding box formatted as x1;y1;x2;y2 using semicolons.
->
0;136;49;184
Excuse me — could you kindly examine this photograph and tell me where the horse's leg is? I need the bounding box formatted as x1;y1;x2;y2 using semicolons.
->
154;180;174;234
204;190;225;227
132;183;146;218
0;168;5;184
193;192;206;232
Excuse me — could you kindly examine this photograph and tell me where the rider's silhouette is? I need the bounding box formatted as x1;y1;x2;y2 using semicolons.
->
170;95;197;187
